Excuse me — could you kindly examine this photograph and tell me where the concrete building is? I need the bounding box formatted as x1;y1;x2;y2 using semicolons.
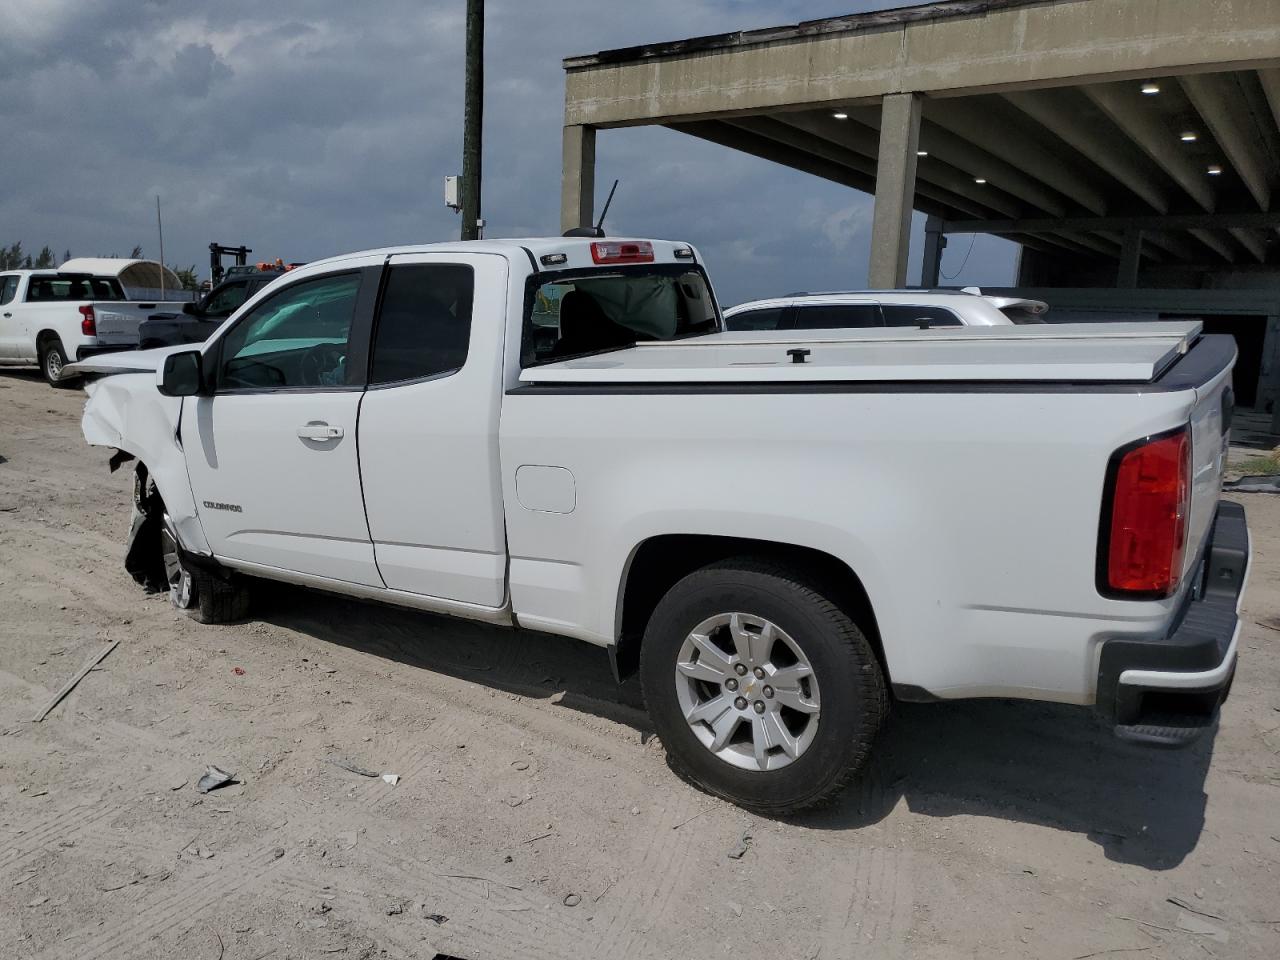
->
560;0;1280;428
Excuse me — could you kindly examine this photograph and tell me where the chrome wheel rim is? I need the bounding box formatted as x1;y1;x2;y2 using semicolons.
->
674;612;821;771
160;514;193;609
45;348;63;380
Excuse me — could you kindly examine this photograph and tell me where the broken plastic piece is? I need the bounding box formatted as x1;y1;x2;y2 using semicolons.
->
381;773;400;786
197;765;235;794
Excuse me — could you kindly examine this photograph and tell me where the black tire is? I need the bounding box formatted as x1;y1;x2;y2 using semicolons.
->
639;558;886;815
187;565;251;624
39;337;76;387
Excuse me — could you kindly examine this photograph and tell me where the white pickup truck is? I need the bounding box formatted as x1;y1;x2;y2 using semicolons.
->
0;269;188;384
67;237;1250;814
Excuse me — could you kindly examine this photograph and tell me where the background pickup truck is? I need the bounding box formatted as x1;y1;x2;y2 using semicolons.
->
67;237;1249;814
138;267;289;350
0;269;188;384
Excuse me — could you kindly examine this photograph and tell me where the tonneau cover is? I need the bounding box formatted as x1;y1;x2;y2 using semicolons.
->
520;322;1202;385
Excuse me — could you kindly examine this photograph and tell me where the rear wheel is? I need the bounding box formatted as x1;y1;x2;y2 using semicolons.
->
159;511;250;624
39;337;75;387
640;559;885;814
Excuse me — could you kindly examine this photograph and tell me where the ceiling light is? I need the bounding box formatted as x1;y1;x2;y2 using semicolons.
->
916;150;929;157
974;177;987;184
832;112;848;120
1180;131;1198;142
1141;82;1160;95
1207;164;1223;175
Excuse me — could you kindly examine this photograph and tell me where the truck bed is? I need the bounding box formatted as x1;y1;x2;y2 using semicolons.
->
520;321;1203;385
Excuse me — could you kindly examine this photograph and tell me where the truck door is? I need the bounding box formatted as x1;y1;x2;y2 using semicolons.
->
0;275;20;357
356;253;509;608
180;259;383;586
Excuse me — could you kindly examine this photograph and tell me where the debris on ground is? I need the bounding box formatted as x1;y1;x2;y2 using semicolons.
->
563;893;581;907
232;666;245;676
325;756;401;784
197;765;236;793
727;829;753;860
1224;474;1280;493
419;907;448;924
1167;896;1224;920
386;901;405;916
336;831;358;850
1175;909;1230;943
30;639;120;722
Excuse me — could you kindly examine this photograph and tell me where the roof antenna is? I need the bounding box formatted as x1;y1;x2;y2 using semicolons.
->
563;179;619;238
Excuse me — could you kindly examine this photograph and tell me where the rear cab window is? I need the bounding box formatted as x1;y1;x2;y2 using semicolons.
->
25;274;125;302
523;265;718;366
370;263;474;384
999;306;1046;324
0;275;18;305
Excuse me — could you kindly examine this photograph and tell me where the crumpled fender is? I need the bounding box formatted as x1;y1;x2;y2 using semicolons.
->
82;373;211;556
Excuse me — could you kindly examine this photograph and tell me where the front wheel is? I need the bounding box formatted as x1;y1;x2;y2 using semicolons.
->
159;512;250;624
639;559;885;815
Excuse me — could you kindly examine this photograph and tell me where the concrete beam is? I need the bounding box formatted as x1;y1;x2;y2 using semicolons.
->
1081;82;1216;212
1188;228;1236;263
942;210;1280;234
1002;88;1170;213
1116;228;1143;287
923;98;1110;215
1142;231;1205;262
1056;231;1122;259
1261;69;1280;134
560;125;596;233
723;116;994;218
868;93;922;289
1228;226;1269;263
1181;73;1273;211
921;215;946;286
777;114;1025;218
862;112;1069;217
564;0;1280;128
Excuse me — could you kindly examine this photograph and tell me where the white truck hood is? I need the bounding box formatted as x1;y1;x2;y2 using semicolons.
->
520;322;1202;384
64;344;191;378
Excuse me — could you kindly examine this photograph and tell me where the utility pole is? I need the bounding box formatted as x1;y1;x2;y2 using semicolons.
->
460;0;484;241
156;196;166;299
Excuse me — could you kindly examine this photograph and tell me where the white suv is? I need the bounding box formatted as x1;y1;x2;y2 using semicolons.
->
723;289;1048;332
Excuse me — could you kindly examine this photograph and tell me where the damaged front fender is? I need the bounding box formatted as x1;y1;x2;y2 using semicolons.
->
82;374;211;557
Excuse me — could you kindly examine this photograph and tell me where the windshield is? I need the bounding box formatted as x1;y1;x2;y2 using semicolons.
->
27;274;125;302
523;265;719;365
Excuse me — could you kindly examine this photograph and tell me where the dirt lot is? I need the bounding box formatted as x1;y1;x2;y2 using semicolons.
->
1;368;1278;960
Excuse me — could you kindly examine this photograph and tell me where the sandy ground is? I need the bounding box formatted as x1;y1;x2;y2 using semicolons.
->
1;367;1278;960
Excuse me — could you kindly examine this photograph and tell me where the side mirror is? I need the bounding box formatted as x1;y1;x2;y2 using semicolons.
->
182;302;197;315
159;350;205;397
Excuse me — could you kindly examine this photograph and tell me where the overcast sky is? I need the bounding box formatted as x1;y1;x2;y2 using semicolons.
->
2;0;1017;304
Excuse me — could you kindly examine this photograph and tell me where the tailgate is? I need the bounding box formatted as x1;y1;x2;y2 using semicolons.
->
94;307;144;346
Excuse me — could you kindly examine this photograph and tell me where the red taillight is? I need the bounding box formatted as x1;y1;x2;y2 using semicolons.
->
591;240;654;264
1103;428;1191;597
79;304;96;336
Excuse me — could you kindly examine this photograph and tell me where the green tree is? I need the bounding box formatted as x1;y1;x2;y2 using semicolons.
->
2;242;23;270
174;265;199;291
130;245;143;259
34;246;55;269
63;249;71;264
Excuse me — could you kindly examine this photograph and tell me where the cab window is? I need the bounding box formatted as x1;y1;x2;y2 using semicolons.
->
370;264;474;385
0;275;17;305
203;281;250;318
216;272;361;391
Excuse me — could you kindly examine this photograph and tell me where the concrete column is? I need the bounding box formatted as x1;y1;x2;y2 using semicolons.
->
921;215;946;287
560;125;596;233
1117;228;1143;288
1262;315;1280;435
868;93;922;289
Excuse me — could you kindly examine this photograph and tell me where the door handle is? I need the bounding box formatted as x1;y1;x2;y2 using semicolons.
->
297;422;343;441
2;312;11;318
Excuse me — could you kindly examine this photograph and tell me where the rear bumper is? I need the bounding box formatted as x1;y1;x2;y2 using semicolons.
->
1095;500;1249;747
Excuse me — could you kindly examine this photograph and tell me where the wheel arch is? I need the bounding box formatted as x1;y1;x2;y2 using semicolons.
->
614;534;886;686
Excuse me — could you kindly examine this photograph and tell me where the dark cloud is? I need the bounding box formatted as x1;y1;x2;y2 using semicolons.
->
0;0;1015;302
